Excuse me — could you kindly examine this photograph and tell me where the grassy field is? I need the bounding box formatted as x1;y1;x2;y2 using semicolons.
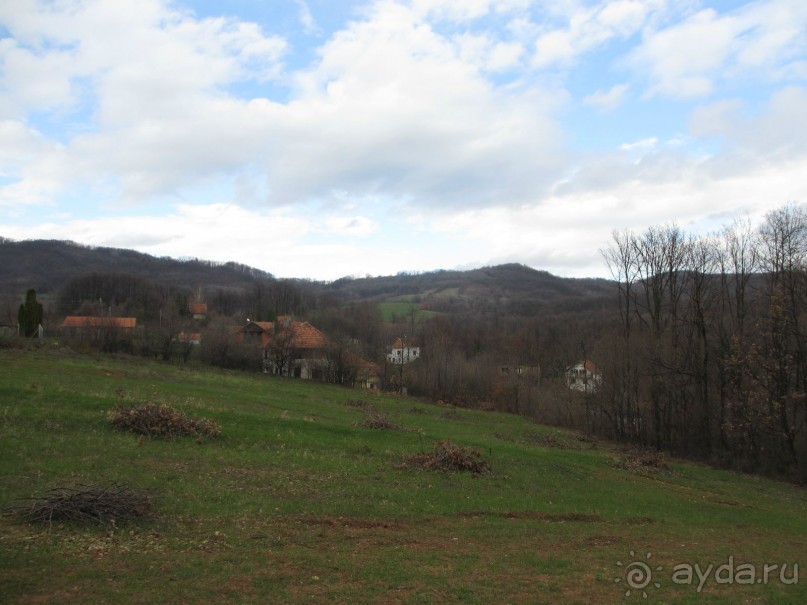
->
0;346;804;604
377;302;440;323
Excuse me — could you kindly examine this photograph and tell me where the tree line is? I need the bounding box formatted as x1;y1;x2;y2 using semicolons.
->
598;203;806;480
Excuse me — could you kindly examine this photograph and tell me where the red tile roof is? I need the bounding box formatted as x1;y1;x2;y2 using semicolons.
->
61;316;137;329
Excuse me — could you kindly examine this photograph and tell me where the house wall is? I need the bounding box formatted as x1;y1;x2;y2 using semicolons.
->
387;346;420;364
566;364;601;393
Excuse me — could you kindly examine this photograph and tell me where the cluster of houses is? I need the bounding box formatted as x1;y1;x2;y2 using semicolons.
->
53;302;602;394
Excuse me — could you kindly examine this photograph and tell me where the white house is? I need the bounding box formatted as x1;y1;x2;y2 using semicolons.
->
387;338;420;364
566;360;602;393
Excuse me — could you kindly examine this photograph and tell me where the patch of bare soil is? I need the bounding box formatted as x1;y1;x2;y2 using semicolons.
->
610;449;676;476
458;511;605;522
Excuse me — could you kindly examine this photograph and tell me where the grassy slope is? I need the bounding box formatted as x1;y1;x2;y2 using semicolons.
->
377;301;440;323
0;348;804;604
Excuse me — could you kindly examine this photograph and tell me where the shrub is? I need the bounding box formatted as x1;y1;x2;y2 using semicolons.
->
403;439;491;474
3;482;153;526
108;403;221;439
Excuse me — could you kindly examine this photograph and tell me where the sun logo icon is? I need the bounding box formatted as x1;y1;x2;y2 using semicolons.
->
615;551;663;598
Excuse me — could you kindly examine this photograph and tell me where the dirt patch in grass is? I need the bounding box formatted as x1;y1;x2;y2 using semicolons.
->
295;517;401;530
458;511;605;523
582;534;623;546
523;430;597;450
623;516;655;525
439;410;465;421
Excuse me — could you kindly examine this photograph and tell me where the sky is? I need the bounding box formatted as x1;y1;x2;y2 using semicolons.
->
1;0;806;281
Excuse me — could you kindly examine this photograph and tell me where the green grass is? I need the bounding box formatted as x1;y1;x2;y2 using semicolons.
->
377;301;440;323
1;346;805;604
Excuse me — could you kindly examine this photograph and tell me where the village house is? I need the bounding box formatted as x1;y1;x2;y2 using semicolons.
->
60;316;138;350
234;318;380;388
498;364;541;381
565;360;602;393
234;320;274;347
386;338;420;364
176;331;202;346
188;302;207;321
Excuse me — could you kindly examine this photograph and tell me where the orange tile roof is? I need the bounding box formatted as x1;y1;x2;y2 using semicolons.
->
567;360;601;375
287;322;332;349
189;303;207;315
583;360;601;374
343;350;381;376
61;316;137;329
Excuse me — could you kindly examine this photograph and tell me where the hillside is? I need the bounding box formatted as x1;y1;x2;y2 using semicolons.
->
1;348;804;604
0;238;273;298
324;264;615;316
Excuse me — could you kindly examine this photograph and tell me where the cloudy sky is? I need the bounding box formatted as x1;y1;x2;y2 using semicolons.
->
1;0;806;280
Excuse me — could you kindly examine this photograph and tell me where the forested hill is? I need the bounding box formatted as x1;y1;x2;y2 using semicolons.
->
0;238;614;318
0;238;273;297
322;264;614;316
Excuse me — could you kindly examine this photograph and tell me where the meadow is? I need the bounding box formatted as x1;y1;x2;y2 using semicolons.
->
0;346;804;604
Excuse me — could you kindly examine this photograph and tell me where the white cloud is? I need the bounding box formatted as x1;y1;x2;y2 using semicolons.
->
689;87;807;157
532;0;660;69
454;32;524;72
583;82;629;111
630;0;807;98
0;0;288;205
265;1;566;207
618;136;657;151
294;0;321;36
320;215;379;237
411;0;531;22
424;156;807;276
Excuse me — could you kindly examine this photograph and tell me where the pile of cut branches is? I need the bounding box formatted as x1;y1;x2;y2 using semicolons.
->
108;403;220;439
403;439;491;474
610;449;674;475
356;413;402;430
3;482;153;526
345;399;376;413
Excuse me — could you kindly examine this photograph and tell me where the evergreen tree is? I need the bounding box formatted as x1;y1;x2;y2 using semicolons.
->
18;288;43;337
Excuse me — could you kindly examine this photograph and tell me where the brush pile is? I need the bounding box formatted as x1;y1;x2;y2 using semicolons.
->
345;399;376;413
404;439;491;474
611;449;674;475
4;483;153;525
356;413;402;430
108;403;220;439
